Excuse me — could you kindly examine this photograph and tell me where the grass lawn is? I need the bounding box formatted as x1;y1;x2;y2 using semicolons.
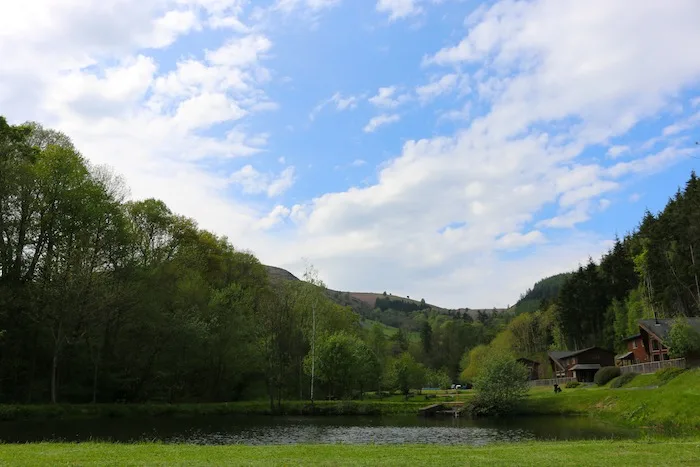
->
1;440;698;466
522;369;700;432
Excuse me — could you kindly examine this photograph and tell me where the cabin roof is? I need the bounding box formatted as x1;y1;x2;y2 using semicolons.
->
639;318;700;342
621;333;641;342
615;351;634;360
547;346;598;361
569;363;601;370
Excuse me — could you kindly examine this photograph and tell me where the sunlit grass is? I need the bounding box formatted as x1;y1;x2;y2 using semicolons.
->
1;440;698;466
522;369;700;433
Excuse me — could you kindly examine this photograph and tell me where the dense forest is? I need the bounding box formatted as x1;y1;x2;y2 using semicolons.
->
0;117;508;405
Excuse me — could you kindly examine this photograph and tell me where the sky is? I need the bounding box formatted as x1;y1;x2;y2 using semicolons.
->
2;0;700;309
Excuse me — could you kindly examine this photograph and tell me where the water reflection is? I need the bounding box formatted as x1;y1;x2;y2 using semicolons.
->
0;415;638;445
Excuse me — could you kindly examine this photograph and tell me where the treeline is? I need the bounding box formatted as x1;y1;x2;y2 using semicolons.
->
375;296;429;313
0;117;506;405
0;117;370;405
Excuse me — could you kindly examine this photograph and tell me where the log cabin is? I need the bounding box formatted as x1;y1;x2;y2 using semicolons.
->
547;347;615;382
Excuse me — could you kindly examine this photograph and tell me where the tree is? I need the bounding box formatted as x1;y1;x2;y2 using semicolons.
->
353;340;380;399
386;352;425;397
666;318;700;358
470;353;529;416
307;332;357;399
420;321;432;355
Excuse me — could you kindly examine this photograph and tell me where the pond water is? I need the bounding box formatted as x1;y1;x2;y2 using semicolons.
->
0;415;639;445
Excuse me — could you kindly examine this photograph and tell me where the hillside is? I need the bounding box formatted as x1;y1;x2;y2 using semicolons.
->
511;272;572;315
264;266;504;319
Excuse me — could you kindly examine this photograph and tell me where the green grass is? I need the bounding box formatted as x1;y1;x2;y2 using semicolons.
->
0;440;698;466
521;369;700;432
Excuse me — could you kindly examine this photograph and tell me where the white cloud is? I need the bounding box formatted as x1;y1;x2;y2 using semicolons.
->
3;0;700;309
310;92;360;120
230;165;296;197
368;86;410;109
607;145;630;158
270;0;700;308
363;114;400;132
415;73;458;102
376;0;422;21
256;205;292;230
629;193;641;203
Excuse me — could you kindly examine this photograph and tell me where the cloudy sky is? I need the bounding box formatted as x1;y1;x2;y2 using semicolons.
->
2;0;700;308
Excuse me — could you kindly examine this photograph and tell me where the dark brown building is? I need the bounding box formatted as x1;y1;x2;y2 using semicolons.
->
548;347;616;382
516;357;540;380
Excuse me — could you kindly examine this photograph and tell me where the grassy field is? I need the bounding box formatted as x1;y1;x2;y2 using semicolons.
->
0;440;698;466
521;369;700;432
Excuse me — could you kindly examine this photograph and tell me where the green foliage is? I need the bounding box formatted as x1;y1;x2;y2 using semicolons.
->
385;353;426;396
610;372;637;388
469;353;529;416
564;381;581;389
593;367;621;386
666;318;700;358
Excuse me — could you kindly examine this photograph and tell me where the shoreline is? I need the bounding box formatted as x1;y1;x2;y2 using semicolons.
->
1;369;697;435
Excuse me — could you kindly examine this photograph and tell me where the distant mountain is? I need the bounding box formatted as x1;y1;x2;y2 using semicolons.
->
263;265;505;318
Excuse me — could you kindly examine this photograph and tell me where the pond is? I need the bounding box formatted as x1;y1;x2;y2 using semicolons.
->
0;415;639;445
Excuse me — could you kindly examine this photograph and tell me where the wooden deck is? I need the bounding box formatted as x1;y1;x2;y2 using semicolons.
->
418;402;464;417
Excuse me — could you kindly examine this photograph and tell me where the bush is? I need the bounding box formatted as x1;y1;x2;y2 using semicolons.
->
657;367;686;384
610;372;637;388
594;366;621;386
564;381;581;389
468;353;529;417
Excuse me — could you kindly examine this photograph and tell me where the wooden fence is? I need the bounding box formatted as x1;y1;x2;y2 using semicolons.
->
619;358;686;375
528;377;576;387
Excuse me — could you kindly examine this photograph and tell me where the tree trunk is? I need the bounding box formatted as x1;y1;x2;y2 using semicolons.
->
691;244;700;308
51;348;59;404
91;348;101;404
51;321;63;404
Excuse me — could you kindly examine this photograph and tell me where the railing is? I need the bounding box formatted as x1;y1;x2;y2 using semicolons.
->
619;358;686;375
529;377;576;387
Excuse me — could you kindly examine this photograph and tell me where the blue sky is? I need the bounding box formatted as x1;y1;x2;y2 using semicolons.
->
2;0;700;308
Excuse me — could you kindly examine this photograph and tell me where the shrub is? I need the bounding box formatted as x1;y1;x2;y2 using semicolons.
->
666;318;700;358
468;353;529;417
657;367;686;384
564;381;581;389
610;372;637;388
594;366;621;386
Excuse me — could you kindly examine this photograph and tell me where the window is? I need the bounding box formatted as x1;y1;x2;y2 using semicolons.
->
632;341;638;349
652;340;659;350
663;354;670;361
653;354;660;362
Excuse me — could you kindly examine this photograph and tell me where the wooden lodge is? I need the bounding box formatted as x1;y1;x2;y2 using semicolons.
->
616;318;700;366
547;347;615;382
